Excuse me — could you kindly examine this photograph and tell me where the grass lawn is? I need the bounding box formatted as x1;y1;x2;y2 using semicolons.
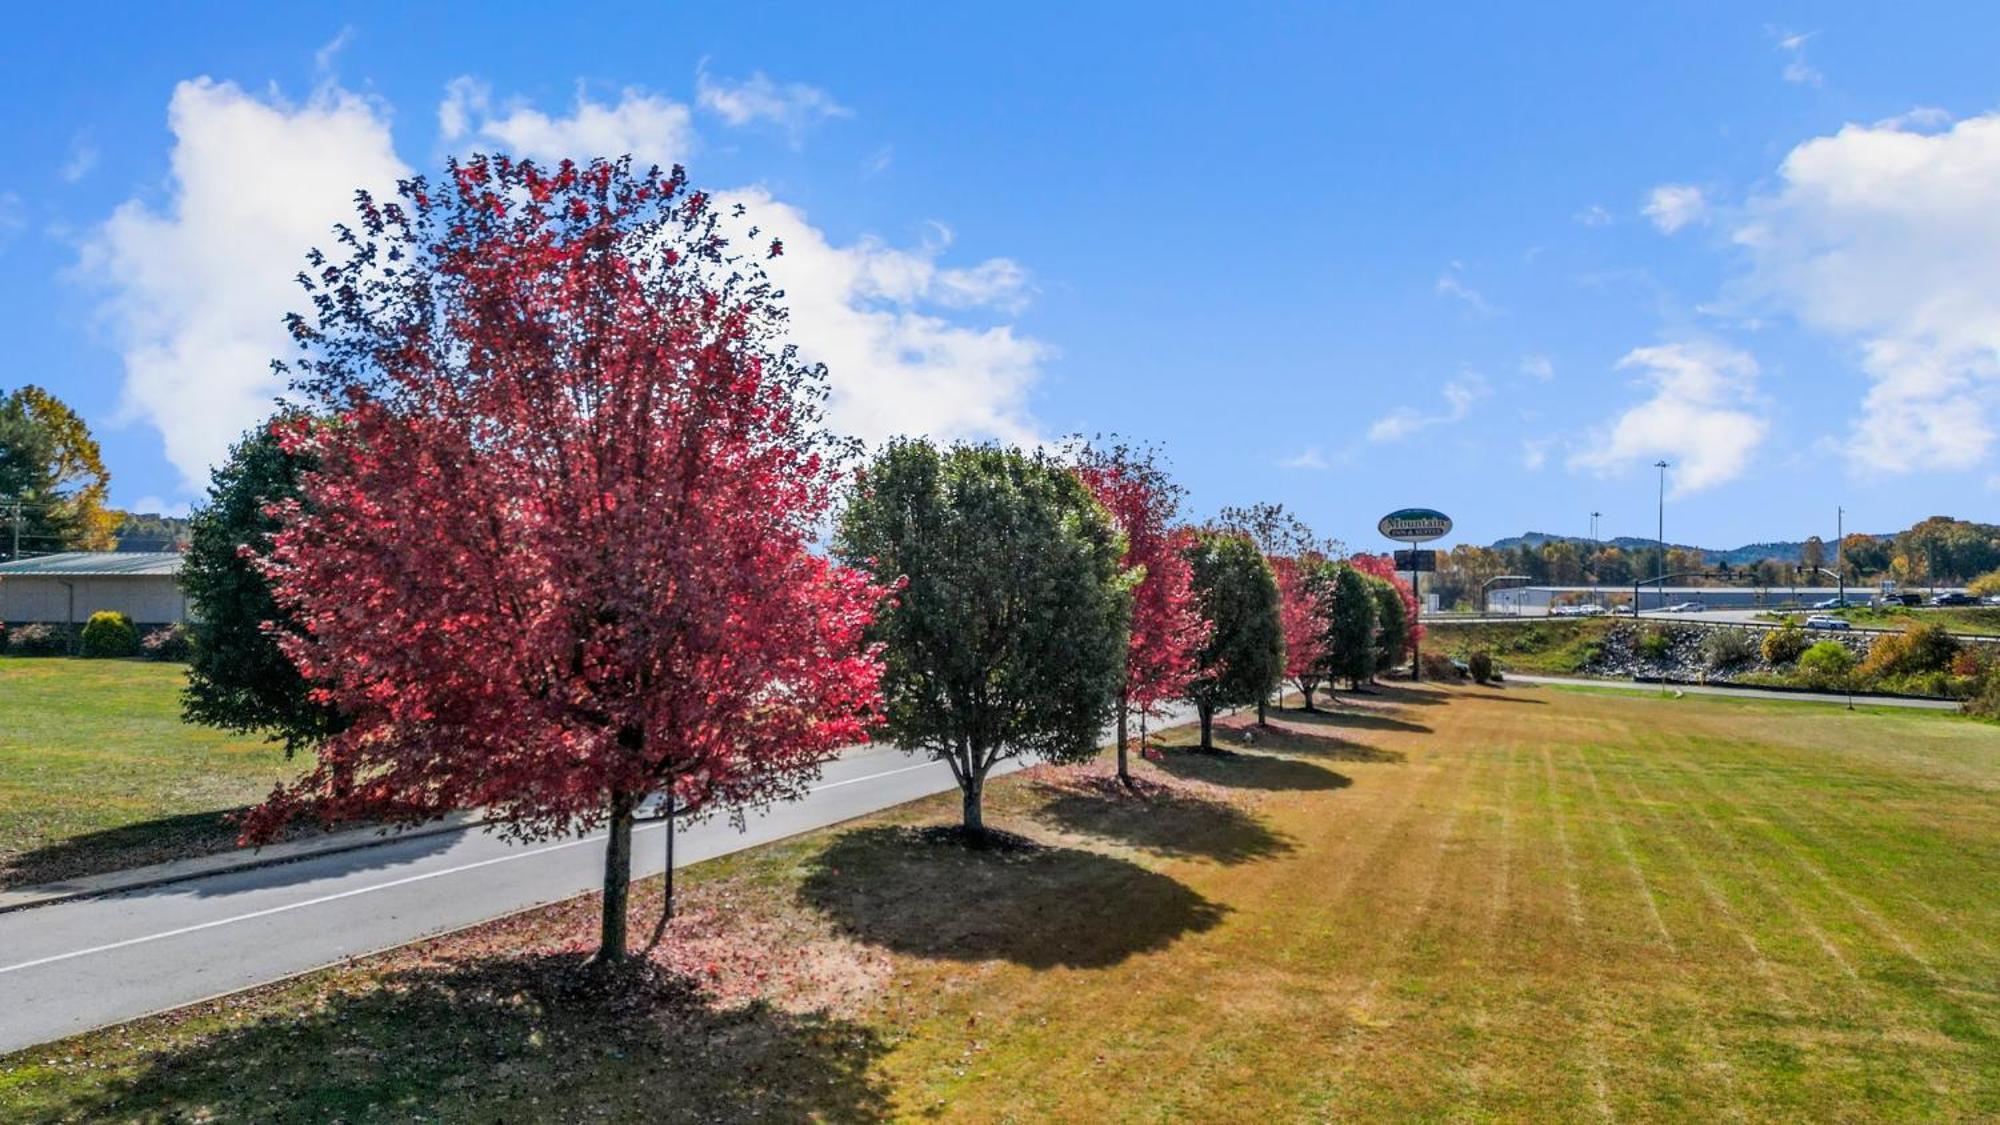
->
1755;605;2000;637
1427;618;1613;674
0;656;311;888
4;683;1998;1120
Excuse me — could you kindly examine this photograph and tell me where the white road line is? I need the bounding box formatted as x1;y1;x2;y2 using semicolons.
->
0;756;945;978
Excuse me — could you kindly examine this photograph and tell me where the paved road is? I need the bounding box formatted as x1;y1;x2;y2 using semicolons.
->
0;712;1189;1056
1508;673;1963;710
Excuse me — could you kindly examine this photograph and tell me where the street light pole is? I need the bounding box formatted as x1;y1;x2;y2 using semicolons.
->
1653;460;1669;614
1836;505;1845;608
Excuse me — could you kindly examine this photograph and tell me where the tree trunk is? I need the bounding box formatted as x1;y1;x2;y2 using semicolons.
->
1116;687;1132;788
1299;679;1318;711
1198;702;1214;750
1256;694;1268;726
595;790;635;965
960;768;986;839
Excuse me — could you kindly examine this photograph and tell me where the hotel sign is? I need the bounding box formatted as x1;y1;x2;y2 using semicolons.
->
1377;508;1452;543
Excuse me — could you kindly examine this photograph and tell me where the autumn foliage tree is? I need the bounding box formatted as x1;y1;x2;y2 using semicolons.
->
1183;531;1283;750
1075;440;1209;786
1216;502;1338;720
249;156;888;965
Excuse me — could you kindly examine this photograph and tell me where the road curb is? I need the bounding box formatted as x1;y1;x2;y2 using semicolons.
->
0;814;486;916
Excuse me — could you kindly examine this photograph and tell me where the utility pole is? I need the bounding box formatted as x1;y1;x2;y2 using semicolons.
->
4;496;19;562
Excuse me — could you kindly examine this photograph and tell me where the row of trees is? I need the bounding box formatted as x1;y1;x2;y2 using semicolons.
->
1430;519;2000;609
176;156;1420;967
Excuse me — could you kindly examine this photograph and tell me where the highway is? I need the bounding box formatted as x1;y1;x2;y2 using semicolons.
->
0;714;1184;1056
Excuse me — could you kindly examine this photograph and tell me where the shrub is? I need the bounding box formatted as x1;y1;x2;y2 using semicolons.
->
1966;667;2000;717
1420;651;1464;682
1761;625;1809;666
1859;623;1960;680
79;611;140;659
141;623;194;662
4;622;69;656
1950;648;1988;679
1468;649;1496;684
1702;627;1758;671
1636;626;1674;661
1797;641;1855;687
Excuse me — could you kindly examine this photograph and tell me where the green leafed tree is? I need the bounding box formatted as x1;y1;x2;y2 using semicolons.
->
0;385;117;558
181;417;344;755
1182;531;1283;749
1320;563;1378;690
1368;576;1409;675
836;440;1131;840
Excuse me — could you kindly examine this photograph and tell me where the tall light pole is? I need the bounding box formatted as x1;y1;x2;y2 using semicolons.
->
1653;461;1670;613
1836;506;1845;607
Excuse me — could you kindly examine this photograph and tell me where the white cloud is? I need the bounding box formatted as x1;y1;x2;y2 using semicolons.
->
127;495;192;519
82;78;410;493
1733;110;2000;472
1282;447;1329;471
440;78;694;169
1568;342;1767;494
1522;439;1551;470
720;189;1046;447
1574;204;1613;227
60;138;97;183
1643;184;1708;233
1771;27;1822;86
1434;263;1491;316
84;76;1047;499
1368;373;1488;443
314;26;355;76
696;67;848;144
1520;353;1554;382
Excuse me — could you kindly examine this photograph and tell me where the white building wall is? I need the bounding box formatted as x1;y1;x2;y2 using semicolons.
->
0;576;189;625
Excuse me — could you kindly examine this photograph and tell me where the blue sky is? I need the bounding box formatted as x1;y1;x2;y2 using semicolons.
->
4;3;1999;548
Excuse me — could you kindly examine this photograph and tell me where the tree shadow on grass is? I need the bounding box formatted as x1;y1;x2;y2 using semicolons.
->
2;811;460;895
1277;707;1431;736
1205;719;1408;764
37;955;891;1124
1151;749;1354;792
1027;776;1296;865
799;826;1227;970
2;810;240;890
1361;683;1452;707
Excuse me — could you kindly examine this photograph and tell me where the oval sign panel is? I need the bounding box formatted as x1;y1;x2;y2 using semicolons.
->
1379;508;1452;543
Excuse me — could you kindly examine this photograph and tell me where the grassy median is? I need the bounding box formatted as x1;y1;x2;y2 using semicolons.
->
3;682;1997;1120
0;656;311;888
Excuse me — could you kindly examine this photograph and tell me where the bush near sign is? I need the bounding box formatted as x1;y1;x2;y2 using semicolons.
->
1378;508;1452;543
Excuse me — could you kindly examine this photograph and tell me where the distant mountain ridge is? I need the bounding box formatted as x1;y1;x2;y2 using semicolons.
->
1487;531;1885;566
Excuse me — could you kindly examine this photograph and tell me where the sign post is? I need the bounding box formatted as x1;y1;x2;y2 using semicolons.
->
1377;508;1452;682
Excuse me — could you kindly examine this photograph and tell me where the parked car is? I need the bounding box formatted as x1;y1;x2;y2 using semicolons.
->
1805;614;1852;631
1877;592;1922;607
1931;592;1976;607
1663;601;1706;613
1551;603;1606;618
1811;596;1850;610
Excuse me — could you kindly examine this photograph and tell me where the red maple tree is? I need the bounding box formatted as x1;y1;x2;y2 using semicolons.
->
1076;441;1210;785
1271;555;1329;709
248;155;888;964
